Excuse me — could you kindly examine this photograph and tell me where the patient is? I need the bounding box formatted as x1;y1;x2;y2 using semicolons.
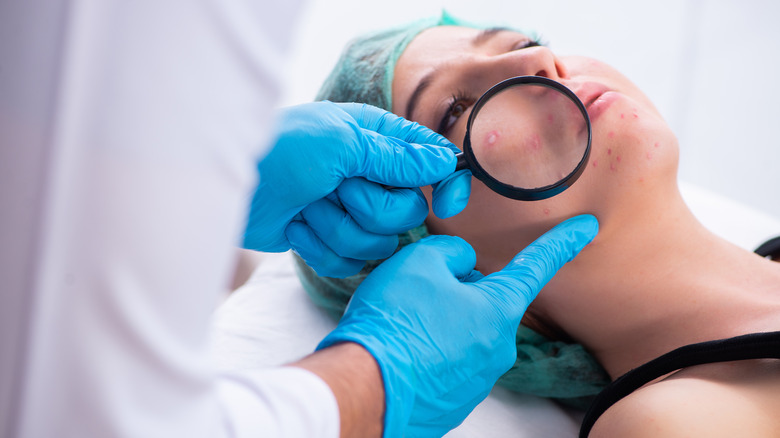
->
300;13;780;437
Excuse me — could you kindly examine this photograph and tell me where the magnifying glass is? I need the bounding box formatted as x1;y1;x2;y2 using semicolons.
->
454;76;592;201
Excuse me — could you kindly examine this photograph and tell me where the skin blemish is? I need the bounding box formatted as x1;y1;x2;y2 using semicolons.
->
632;108;639;118
526;133;541;151
607;148;612;155
485;130;500;147
592;160;598;168
616;155;622;163
620;113;625;119
547;114;555;123
654;142;660;148
608;131;615;138
610;163;617;172
646;152;653;160
543;208;550;215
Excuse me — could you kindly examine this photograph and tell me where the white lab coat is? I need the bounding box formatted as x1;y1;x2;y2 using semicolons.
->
0;1;339;437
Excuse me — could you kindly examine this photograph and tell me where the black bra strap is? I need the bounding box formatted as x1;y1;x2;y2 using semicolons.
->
579;331;780;438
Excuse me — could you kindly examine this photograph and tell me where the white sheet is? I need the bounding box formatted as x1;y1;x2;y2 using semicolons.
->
209;181;780;437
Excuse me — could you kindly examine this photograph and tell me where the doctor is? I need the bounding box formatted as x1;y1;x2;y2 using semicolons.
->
0;2;596;438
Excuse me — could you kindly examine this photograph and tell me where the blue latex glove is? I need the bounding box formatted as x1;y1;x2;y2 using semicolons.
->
318;215;599;438
243;101;471;278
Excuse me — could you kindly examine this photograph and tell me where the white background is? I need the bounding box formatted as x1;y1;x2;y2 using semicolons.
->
279;0;780;220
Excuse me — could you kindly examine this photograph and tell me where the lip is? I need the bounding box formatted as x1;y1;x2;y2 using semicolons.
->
571;82;614;121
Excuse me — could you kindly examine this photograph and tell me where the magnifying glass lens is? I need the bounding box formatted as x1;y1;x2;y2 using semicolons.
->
469;82;590;190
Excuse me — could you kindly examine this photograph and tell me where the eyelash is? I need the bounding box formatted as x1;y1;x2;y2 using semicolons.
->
437;90;473;135
436;37;544;135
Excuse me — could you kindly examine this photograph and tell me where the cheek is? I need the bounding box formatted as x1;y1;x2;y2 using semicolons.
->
589;98;677;180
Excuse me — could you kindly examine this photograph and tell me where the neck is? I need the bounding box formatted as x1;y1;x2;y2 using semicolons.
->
535;189;780;378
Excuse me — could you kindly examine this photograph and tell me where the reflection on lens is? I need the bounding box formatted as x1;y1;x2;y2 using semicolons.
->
468;83;589;190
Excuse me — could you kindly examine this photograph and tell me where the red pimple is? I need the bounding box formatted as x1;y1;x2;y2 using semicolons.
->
607;148;612;155
486;130;500;147
528;133;541;151
608;131;615;138
610;163;617;171
654;142;660;148
592;160;598;168
616;156;622;163
547;114;555;123
543;208;550;215
646;152;653;160
620;113;625;119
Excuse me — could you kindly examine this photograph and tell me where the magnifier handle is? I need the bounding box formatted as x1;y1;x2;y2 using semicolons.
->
454;152;468;172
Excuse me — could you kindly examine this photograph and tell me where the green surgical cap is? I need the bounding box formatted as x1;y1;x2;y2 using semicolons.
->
303;13;610;410
316;11;473;110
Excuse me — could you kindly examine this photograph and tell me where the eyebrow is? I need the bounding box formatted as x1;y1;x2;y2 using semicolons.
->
404;27;509;122
471;27;510;47
405;72;435;122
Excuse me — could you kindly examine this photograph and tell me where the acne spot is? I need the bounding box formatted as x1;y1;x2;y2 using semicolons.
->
620;113;625;119
639;177;645;183
607;148;612;155
646;152;653;160
654;142;660;148
543;208;550;216
485;130;500;147
608;131;615;138
592;160;598;168
527;133;541;151
616;155;622;163
547;114;555;123
610;163;617;172
632;108;639;118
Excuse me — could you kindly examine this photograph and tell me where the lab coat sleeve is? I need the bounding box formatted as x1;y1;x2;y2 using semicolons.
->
218;367;340;438
0;1;341;437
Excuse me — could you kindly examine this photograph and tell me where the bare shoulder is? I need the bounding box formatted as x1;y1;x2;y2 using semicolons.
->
590;362;780;438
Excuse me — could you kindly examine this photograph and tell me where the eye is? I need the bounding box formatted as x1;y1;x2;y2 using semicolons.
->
511;37;543;51
437;94;473;135
434;37;545;136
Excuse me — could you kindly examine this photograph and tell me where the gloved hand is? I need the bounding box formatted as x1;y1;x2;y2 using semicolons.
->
318;215;599;438
243;101;471;278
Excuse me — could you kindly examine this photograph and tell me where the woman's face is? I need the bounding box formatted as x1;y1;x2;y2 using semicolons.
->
392;26;680;271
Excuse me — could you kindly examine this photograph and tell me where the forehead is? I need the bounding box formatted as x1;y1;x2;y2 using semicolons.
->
391;26;483;114
391;26;530;115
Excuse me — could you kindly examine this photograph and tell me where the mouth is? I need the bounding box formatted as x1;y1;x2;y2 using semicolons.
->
574;82;610;110
570;82;616;122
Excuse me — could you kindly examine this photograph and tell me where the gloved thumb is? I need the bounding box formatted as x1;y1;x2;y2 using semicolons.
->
478;214;599;320
396;235;478;281
431;169;472;219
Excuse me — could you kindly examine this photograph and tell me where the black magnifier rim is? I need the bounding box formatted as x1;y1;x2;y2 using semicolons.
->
461;76;592;201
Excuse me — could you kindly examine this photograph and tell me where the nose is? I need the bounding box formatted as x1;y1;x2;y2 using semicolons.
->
478;46;568;86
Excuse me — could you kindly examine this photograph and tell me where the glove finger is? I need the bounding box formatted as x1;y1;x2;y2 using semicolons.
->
478;214;599;319
300;198;399;261
461;269;485;283
350;127;456;188
431;170;472;219
336;102;456;149
286;220;366;278
405;235;477;280
325;191;343;208
337;177;428;235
